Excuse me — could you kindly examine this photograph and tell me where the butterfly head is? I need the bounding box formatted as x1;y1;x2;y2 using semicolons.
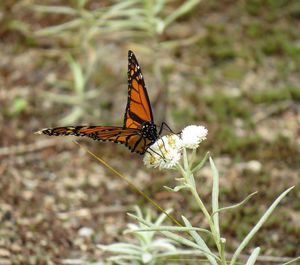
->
141;122;158;142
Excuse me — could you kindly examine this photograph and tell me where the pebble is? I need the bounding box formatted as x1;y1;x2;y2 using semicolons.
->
78;227;94;237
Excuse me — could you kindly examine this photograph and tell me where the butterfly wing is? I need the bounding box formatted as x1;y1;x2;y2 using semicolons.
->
36;126;150;154
36;51;157;154
124;50;154;129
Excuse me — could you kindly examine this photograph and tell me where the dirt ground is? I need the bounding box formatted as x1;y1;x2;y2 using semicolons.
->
0;0;299;264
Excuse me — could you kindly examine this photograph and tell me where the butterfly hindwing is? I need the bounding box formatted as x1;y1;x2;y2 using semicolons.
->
37;126;150;154
124;50;154;129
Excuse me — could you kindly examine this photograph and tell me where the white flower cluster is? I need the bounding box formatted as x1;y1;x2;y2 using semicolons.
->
143;125;208;170
143;134;182;170
181;125;208;149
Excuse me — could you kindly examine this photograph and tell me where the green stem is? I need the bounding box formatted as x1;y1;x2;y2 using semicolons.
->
189;186;224;261
179;150;227;264
220;238;227;265
180;152;222;260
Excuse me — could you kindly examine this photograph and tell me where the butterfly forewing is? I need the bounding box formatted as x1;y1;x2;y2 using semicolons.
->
124;50;154;129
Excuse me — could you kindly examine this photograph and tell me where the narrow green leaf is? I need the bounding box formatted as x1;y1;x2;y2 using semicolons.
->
163;0;201;30
177;164;187;179
163;185;187;192
67;55;85;95
230;186;294;265
59;107;82;125
128;214;219;260
99;8;145;21
210;157;220;237
31;5;78;15
192;151;209;173
77;0;87;9
42;92;79;105
107;0;140;12
183;148;189;171
282;256;300;265
154;209;172;226
220;238;226;263
103;19;149;28
134;205;143;219
126;225;211;234
108;255;140;262
245;247;260;265
162;230;220;261
153;0;166;15
212;191;258;216
35;19;83;35
97;243;142;255
181;216;218;265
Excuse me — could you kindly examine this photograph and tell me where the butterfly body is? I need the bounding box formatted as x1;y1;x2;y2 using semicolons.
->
139;121;158;142
37;51;163;155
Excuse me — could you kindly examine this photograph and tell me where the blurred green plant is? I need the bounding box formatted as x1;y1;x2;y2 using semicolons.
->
44;54;100;124
8;97;28;117
32;0;201;42
30;0;201;124
98;206;206;265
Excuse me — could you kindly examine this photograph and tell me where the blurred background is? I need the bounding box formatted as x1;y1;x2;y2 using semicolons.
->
0;0;299;264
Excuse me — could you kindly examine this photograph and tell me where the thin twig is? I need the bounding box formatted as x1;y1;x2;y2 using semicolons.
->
60;259;103;265
57;205;130;219
0;139;61;157
2;153;45;166
234;253;298;264
252;100;292;124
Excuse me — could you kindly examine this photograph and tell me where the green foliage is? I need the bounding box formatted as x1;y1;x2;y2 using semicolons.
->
222;63;245;80
32;0;201;44
245;0;287;17
261;34;300;57
43;54;101;124
198;33;236;63
214;126;259;156
262;135;300;168
171;107;195;126
287;1;300;19
245;21;265;39
289;86;300;101
99;151;296;264
98;206;196;265
248;88;290;104
203;93;251;122
8;98;28;117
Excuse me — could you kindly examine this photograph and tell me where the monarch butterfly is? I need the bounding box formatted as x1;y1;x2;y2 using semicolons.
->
36;51;167;154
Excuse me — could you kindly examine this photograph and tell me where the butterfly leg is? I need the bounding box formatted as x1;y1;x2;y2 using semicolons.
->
155;137;168;161
147;146;167;161
158;122;176;135
160;137;168;154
